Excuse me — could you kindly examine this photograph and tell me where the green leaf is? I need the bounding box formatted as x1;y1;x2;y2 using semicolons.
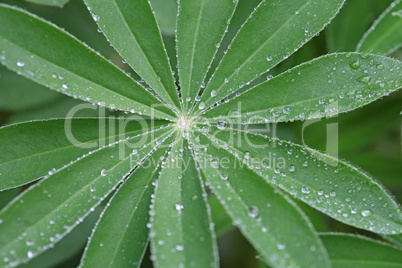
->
177;0;237;111
209;194;233;236
191;132;331;268
80;146;168;268
357;0;402;55
0;65;61;112
22;206;102;268
0;126;174;266
0;118;169;191
151;138;219;268
194;125;402;234
193;0;345;113
202;53;402;123
0;4;175;120
348;154;402;190
150;0;177;35
83;0;181;111
385;233;402;248
23;0;69;7
321;233;402;267
326;0;371;52
0;188;18;210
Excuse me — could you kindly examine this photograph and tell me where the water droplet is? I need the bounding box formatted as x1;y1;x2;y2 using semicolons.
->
228;109;240;117
217;121;227;130
247;206;259;218
377;64;384;70
175;244;184;251
132;149;138;155
220;173;228;180
61;83;69;90
361;209;372;217
289;165;295;172
350;60;360;70
277;244;286;250
211;90;217;97
92;14;100;21
266;56;273;62
17;60;25;67
175;203;184;211
186;96;191;102
301;186;310;194
100;169;107;176
224;78;229;83
199;102;205;109
27;251;33;259
48;168;56;175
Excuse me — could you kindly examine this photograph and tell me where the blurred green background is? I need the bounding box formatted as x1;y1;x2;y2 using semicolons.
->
0;0;401;267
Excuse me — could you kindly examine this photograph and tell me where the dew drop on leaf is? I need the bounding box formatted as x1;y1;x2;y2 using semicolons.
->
175;244;184;251
211;90;217;97
247;206;259;218
92;14;100;22
349;60;360;70
277;243;286;250
16;60;25;67
100;169;107;176
360;209;372;217
217;121;227;130
301;186;311;194
175;203;183;211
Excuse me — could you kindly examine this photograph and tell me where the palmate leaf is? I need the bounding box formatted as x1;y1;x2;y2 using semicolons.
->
321;233;402;268
0;125;175;266
0;118;169;191
176;0;237;111
83;0;181;111
357;0;402;55
0;0;402;267
194;125;402;234
151;138;218;268
192;0;346;113
202;53;402;123
80;145;168;268
0;4;175;120
190;132;331;268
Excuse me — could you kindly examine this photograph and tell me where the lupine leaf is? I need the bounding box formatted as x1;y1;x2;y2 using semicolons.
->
321;233;402;268
326;0;370;52
177;0;237;111
0;4;175;120
0;126;174;266
22;206;102;268
80;146;168;268
0;65;61;112
191;132;331;268
24;0;69;7
357;0;402;55
150;0;177;35
194;125;402;234
202;53;402;123
151;138;219;268
83;0;181;111
193;0;346;112
0;118;169;191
